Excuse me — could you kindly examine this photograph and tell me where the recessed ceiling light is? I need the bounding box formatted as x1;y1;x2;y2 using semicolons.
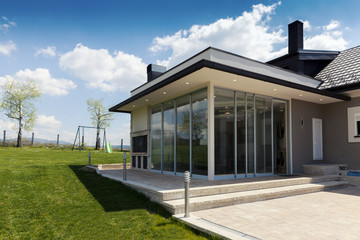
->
145;99;149;102
273;88;277;91
185;82;189;85
132;105;136;107
299;94;303;97
320;98;323;101
163;91;167;95
233;79;237;82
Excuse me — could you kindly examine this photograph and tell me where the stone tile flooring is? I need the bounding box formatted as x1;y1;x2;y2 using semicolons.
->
188;186;360;240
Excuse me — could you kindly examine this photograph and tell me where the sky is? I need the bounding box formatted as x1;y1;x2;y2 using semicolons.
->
1;0;360;145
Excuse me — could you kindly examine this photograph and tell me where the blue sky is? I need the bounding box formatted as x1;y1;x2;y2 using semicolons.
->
1;0;360;145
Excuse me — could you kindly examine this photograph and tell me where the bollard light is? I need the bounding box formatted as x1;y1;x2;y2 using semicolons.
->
184;171;190;218
88;152;91;166
123;152;127;181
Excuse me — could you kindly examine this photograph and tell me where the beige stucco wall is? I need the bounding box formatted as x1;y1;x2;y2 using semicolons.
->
131;106;149;133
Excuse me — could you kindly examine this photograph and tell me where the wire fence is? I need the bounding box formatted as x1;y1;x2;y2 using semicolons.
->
1;130;64;148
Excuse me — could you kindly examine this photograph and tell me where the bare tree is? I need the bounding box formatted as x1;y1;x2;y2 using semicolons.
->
0;79;42;147
87;98;113;150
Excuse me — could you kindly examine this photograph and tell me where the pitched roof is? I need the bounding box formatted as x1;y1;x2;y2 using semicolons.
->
316;45;360;90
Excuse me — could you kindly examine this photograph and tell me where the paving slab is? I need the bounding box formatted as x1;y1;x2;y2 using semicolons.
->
176;186;360;240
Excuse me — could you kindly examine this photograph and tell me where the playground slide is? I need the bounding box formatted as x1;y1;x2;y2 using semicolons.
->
106;142;112;153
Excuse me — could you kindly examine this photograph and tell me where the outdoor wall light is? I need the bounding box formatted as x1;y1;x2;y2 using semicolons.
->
301;119;305;127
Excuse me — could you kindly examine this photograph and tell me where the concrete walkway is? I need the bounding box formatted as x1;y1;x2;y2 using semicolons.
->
175;186;360;240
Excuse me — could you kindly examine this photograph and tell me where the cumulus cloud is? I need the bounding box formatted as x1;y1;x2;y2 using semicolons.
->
33;115;62;140
59;43;147;92
0;40;16;55
149;2;287;67
0;68;76;96
324;20;340;31
305;20;347;51
0;16;16;32
35;46;57;57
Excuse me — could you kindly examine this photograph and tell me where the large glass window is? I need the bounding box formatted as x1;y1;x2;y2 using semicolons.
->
163;101;175;172
273;100;287;174
255;97;272;174
247;94;255;175
192;90;208;176
215;89;235;175
237;92;246;174
176;96;190;173
150;106;162;170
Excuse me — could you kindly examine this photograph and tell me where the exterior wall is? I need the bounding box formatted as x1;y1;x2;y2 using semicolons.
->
130;106;150;170
131;106;149;133
323;97;360;169
291;99;325;174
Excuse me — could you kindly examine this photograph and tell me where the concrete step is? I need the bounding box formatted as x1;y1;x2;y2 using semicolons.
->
163;180;347;214
161;175;341;201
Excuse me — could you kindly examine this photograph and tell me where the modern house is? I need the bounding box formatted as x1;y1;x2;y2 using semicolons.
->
110;20;360;181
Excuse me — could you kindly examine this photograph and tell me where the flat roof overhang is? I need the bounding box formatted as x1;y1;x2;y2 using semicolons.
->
110;48;350;113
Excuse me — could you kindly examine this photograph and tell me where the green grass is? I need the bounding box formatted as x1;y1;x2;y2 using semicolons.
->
0;147;210;240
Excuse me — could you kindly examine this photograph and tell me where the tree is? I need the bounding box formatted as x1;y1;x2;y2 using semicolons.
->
87;98;114;150
0;79;42;147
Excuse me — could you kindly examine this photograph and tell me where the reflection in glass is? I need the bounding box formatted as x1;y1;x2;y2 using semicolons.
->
255;97;272;174
247;95;255;174
163;101;175;172
151;106;162;170
176;96;190;173
237;92;246;174
214;89;234;175
273;101;287;174
192;90;208;176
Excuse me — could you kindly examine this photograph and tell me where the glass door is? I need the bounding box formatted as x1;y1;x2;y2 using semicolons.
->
273;100;287;174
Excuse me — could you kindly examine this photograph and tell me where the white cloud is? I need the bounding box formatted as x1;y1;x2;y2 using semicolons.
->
305;20;347;51
303;20;311;31
0;16;16;32
0;68;76;96
149;2;287;67
35;46;57;57
59;43;147;92
0;40;16;56
33;115;62;141
324;20;340;31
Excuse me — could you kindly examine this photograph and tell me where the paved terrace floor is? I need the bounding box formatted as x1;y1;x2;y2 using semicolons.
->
98;168;290;190
178;186;360;240
97;168;360;239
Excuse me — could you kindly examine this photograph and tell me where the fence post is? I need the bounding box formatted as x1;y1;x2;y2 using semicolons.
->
31;132;34;146
3;130;5;147
121;139;123;152
57;134;59;148
184;171;190;218
123;152;127;181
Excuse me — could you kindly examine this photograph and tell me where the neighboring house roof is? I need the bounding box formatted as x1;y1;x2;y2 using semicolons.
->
316;45;360;90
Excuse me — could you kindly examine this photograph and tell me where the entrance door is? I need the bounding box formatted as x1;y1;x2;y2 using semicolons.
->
312;118;323;161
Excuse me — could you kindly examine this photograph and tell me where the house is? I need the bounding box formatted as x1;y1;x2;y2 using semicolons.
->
109;20;360;180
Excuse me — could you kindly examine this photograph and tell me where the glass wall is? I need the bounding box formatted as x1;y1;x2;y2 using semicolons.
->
215;88;234;175
163;100;175;172
236;92;246;174
192;89;208;176
213;88;287;178
150;88;208;176
150;106;162;170
176;96;190;173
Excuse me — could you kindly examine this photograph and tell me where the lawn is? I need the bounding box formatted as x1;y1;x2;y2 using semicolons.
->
0;147;210;240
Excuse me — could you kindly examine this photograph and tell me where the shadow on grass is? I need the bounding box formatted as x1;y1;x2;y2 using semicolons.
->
69;165;171;218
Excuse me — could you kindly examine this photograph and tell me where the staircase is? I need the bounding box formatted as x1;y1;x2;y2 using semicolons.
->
160;175;347;214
